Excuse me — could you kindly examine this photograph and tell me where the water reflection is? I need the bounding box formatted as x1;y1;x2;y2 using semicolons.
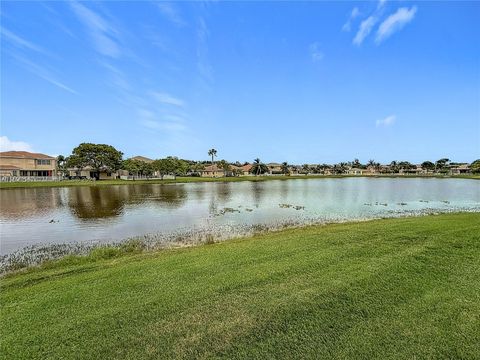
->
0;187;64;219
68;186;126;219
0;178;479;255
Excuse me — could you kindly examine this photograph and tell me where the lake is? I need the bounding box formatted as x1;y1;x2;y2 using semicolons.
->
1;178;479;255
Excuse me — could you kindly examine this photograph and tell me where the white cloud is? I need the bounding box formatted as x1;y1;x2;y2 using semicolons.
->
353;16;377;45
309;42;324;62
197;16;213;86
156;2;186;27
342;7;360;32
11;54;77;94
376;115;396;127
377;0;387;10
376;6;417;44
151;92;185;107
70;1;121;58
0;136;34;152
1;27;49;55
138;109;187;132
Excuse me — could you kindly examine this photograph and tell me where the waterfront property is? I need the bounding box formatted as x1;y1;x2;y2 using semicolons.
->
66;166;119;180
200;164;229;177
0;151;57;178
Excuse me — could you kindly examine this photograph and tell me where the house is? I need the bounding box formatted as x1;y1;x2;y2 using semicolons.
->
67;166;118;180
0;151;56;177
347;167;363;175
200;164;227;177
267;163;283;175
130;155;154;163
450;164;471;175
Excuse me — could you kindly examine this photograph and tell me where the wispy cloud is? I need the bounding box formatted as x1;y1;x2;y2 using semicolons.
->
353;16;377;45
11;54;77;94
70;1;121;58
196;16;213;85
342;7;360;32
138;109;187;132
1;27;49;55
309;42;324;62
0;136;34;152
376;115;396;127
151;91;185;107
376;6;417;44
155;2;186;27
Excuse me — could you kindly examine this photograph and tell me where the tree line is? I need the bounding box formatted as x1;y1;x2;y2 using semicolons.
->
56;143;480;179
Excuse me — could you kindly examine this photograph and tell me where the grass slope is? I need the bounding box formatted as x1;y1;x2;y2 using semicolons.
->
1;213;479;359
1;174;478;189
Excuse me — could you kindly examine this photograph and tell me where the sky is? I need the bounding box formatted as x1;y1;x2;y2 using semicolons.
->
1;1;479;164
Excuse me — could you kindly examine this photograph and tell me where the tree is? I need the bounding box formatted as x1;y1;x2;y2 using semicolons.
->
122;159;142;177
152;158;173;180
470;159;480;174
435;158;450;173
68;143;123;179
208;148;217;176
421;161;435;171
56;155;68;177
302;164;310;174
352;158;362;168
250;158;268;176
217;159;231;177
281;162;290;175
367;159;375;168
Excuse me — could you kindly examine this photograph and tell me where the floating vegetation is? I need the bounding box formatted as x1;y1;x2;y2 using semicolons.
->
2;207;479;275
397;203;408;206
279;203;305;210
442;200;450;204
213;207;241;216
419;200;429;203
364;203;372;206
245;208;253;212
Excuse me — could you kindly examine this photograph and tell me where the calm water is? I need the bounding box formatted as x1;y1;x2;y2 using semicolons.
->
0;178;479;255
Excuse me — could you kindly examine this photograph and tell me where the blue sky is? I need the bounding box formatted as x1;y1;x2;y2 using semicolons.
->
1;1;479;164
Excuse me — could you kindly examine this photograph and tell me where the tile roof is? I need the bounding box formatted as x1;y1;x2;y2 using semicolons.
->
0;151;55;160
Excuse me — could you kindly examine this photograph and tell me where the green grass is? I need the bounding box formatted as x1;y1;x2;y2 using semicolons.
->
1;173;478;189
1;213;479;359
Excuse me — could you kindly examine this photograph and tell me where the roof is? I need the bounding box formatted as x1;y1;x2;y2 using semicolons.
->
0;164;21;170
130;156;154;163
202;165;223;172
0;151;55;160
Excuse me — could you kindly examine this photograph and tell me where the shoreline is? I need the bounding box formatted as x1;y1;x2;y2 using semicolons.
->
1;212;479;359
2;209;479;276
0;173;479;189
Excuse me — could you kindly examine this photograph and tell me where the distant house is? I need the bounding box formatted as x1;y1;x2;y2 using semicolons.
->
267;163;283;175
347;167;363;175
200;164;227;177
0;151;56;177
67;166;118;180
450;164;471;175
399;165;425;175
130;155;154;163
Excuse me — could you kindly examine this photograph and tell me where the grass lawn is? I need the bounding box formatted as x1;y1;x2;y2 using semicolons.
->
1;213;479;359
0;174;478;189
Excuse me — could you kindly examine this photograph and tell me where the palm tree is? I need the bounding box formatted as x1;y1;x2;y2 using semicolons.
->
207;148;217;177
367;159;375;168
281;162;290;175
251;158;268;176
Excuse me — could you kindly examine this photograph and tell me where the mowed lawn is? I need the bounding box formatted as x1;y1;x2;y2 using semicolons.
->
1;213;479;359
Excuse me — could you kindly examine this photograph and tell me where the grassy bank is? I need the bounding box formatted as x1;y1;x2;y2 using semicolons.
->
1;173;478;189
1;213;479;359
